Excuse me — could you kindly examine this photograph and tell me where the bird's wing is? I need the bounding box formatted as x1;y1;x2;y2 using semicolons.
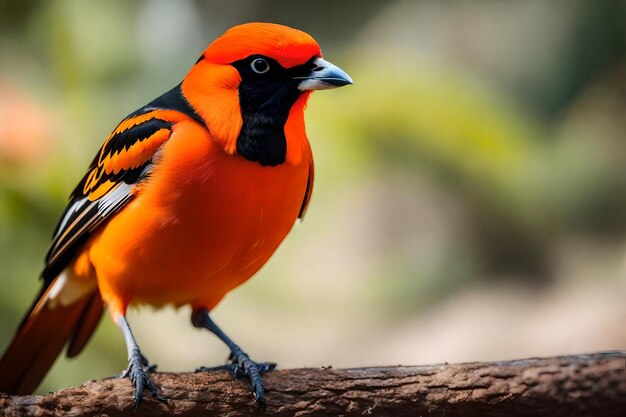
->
42;109;176;282
298;161;314;220
42;82;205;281
1;108;177;392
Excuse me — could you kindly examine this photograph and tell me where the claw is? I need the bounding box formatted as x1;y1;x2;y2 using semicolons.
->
197;353;276;408
123;348;166;411
195;364;236;373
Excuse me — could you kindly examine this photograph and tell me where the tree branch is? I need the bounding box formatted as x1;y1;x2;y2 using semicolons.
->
1;351;624;416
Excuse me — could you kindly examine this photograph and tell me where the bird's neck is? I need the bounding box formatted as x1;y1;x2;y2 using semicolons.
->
236;90;311;167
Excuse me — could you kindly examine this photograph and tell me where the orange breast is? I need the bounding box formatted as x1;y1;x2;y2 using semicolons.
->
85;119;311;317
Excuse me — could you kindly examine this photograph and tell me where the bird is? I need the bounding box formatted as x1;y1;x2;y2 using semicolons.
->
0;22;352;408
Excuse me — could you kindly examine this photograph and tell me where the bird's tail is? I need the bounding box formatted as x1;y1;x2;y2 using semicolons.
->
0;273;103;395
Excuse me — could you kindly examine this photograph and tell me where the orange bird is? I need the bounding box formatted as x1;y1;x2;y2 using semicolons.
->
0;22;352;407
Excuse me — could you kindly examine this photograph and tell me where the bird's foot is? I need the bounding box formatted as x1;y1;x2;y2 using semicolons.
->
122;348;165;411
196;349;276;409
121;350;158;376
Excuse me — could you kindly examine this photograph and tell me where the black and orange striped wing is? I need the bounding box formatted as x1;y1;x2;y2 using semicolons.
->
42;112;174;282
41;84;205;285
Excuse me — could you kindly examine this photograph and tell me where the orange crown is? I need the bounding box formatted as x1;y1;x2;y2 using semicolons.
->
201;22;322;69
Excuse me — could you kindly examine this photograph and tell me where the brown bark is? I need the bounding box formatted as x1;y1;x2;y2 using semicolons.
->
0;351;624;417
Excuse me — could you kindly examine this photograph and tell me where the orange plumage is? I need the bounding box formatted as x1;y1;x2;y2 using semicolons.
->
0;22;352;407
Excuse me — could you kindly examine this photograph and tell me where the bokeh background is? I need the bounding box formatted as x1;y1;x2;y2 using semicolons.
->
1;0;625;394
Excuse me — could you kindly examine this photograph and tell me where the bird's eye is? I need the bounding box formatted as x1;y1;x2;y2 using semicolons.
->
250;58;270;74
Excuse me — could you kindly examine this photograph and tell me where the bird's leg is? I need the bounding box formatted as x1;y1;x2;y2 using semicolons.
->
191;309;276;408
118;315;164;410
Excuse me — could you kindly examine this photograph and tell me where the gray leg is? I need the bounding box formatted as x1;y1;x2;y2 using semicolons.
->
192;309;275;408
118;315;163;410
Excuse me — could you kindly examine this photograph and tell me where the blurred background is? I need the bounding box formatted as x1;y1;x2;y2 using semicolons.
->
1;0;625;394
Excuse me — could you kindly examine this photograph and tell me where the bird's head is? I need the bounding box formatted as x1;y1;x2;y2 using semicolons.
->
182;22;352;166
